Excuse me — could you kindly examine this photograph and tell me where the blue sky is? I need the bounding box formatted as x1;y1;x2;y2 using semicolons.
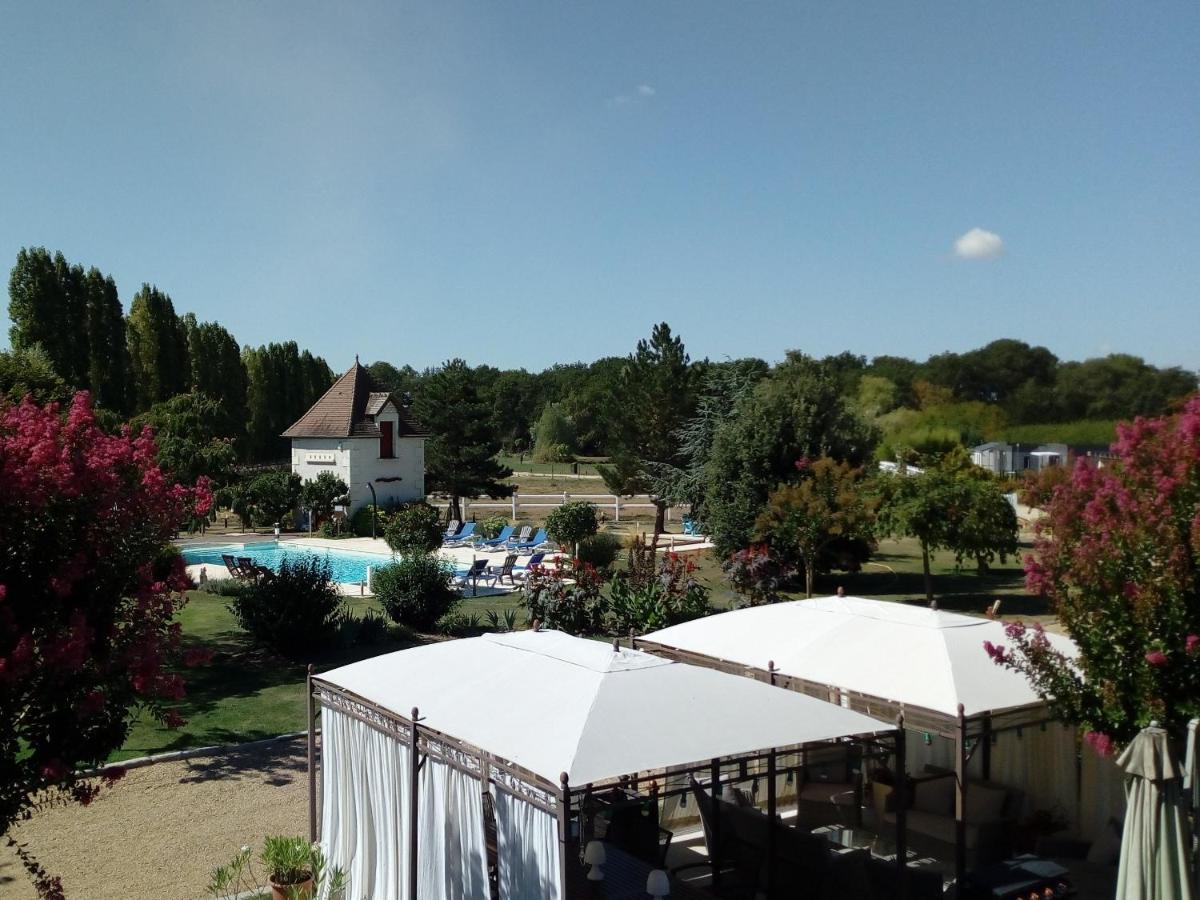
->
2;2;1197;373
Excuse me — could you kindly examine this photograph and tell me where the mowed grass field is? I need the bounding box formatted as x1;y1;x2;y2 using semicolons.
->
120;534;1046;760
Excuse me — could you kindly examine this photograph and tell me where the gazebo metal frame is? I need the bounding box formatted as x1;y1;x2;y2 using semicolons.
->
303;665;907;899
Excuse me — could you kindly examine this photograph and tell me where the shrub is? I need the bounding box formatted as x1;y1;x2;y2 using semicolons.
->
205;578;247;597
545;501;599;555
607;552;710;634
722;544;794;607
478;515;511;540
577;532;623;570
227;557;345;656
521;557;607;635
334;608;391;647
350;505;382;537
373;552;458;631
485;608;521;632
383;502;444;555
438;612;482;636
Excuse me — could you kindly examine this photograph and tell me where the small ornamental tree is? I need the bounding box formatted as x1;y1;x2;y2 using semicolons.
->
0;393;211;895
987;397;1200;753
544;501;599;557
382;502;443;555
301;471;349;530
755;457;877;597
246;470;302;528
722;545;794;607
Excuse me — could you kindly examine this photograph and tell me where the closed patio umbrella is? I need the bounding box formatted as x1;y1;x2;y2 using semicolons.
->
1186;720;1199;887
1115;723;1197;900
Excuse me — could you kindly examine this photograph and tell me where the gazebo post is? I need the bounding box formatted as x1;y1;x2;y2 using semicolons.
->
409;707;421;900
954;703;968;889
766;747;778;899
981;713;992;780
306;664;317;843
710;757;722;886
894;716;908;900
557;772;571;900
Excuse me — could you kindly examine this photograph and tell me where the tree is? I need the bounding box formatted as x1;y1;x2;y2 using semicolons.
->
83;268;131;414
703;352;877;557
301;472;349;530
183;316;247;441
599;323;696;537
133;393;238;488
412;359;513;522
875;451;1017;601
988;397;1200;753
0;394;211;894
382;502;443;555
243;343;334;461
244;471;302;526
126;284;189;412
532;402;575;462
0;346;72;406
755;457;877;597
7;248;89;388
545;501;599;557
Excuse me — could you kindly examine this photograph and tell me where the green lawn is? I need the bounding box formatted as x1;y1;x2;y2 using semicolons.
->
122;536;1047;759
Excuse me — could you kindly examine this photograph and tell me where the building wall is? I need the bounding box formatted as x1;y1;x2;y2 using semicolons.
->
290;411;425;513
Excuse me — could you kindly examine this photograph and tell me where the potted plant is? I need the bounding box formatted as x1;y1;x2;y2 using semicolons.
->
207;837;346;900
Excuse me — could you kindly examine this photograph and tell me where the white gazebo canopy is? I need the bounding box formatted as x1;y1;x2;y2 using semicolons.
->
641;596;1079;720
318;628;890;786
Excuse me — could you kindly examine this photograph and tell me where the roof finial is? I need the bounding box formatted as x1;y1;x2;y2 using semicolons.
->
355;354;360;365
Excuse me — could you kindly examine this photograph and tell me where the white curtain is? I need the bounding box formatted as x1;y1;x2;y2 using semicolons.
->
988;723;1079;829
904;729;956;774
418;757;490;900
493;787;563;900
320;707;411;900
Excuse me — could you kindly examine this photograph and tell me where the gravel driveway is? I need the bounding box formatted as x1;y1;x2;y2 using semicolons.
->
0;736;311;900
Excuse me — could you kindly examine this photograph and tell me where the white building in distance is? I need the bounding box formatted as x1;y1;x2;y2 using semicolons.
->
282;359;428;514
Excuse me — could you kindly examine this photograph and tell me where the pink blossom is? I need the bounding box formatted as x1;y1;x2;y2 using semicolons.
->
1145;650;1168;667
1084;731;1115;758
983;641;1009;664
1186;634;1199;654
1004;621;1027;640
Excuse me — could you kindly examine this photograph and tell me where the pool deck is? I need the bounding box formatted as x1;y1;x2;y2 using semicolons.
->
179;533;564;597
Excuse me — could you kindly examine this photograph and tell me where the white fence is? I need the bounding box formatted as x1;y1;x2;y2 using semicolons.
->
430;492;688;523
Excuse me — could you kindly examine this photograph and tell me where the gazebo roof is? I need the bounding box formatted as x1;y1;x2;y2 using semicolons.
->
316;630;890;786
282;361;428;439
642;596;1079;720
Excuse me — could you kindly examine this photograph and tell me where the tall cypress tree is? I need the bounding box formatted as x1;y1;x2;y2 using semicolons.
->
84;267;131;413
184;314;248;441
127;284;189;412
243;342;334;461
8;247;88;386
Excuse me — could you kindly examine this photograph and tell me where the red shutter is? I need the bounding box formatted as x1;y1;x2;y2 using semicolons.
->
380;420;394;459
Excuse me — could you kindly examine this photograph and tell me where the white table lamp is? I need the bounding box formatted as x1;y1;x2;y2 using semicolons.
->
646;868;670;898
584;840;606;881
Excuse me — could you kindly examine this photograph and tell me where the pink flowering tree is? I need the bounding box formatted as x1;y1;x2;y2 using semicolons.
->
986;396;1200;753
0;393;211;895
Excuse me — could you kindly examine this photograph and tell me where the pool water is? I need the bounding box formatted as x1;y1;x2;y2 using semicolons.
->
181;542;458;584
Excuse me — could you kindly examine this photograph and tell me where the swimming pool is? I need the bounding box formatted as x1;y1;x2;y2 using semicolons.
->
180;542;442;584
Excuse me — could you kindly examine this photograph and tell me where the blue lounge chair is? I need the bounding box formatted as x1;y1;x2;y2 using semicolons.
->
455;558;489;596
442;519;461;540
480;525;515;550
510;552;547;583
512;528;548;554
443;522;477;547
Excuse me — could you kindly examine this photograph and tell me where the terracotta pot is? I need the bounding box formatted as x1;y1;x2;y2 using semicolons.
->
269;876;314;900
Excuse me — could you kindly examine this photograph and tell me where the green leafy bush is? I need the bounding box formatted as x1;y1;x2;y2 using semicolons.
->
545;501;599;555
351;504;396;537
722;544;794;607
521;557;607;635
383;502;444;554
227;557;345;656
577;532;623;570
335;608;391;647
478;515;511;539
373;552;458;631
607;552;710;633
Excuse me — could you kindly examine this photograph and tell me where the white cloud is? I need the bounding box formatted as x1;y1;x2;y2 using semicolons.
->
608;83;656;107
953;227;1005;260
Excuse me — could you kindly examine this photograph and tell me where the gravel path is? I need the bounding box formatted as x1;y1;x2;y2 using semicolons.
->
0;736;311;900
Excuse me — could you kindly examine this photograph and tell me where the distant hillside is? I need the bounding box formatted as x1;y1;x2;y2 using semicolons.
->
1000;420;1117;446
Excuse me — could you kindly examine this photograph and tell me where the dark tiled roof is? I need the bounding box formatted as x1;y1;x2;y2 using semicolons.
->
281;362;430;438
